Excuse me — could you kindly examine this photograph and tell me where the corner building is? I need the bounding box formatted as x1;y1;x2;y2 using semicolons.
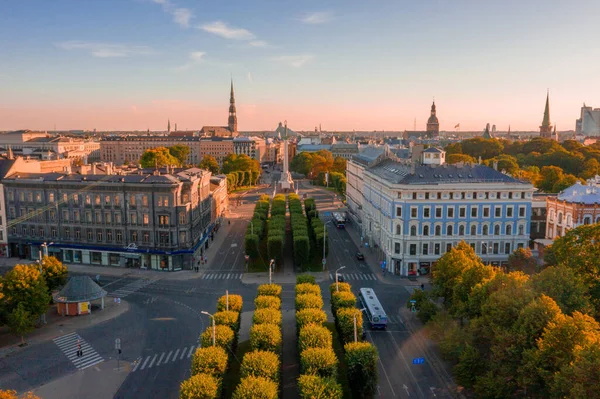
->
360;148;534;276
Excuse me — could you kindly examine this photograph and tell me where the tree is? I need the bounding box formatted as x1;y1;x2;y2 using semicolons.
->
140;147;178;168
240;350;280;381
484;154;520;175
331;157;347;174
298;375;343;399
551;342;600;398
179;373;221;399
581;158;600;179
446;153;477;165
169;144;190;166
538;166;565;192
344;342;379;398
7;303;34;345
300;347;338;379
290;152;314;176
552;174;578;193
1;264;50;320
232;376;278;399
191;346;228;376
460;137;504;160
0;391;41;399
221;154;260;174
507;247;537;274
40;256;68;292
531;265;593;316
199;155;220;175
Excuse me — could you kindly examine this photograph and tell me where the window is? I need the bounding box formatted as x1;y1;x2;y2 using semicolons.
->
95;211;102;223
8;191;13;201
410;225;417;236
494;225;500;235
142;195;148;207
130;231;138;242
394;243;401;254
447;207;454;218
422;243;429;255
518;225;524;235
483;207;490;218
434;243;440;255
107;230;113;241
507;207;513;218
459;207;466;218
423;207;430;218
495;207;501;218
62;210;69;221
130;213;137;224
483;225;489;235
446;225;453;236
423;225;429;236
105;212;112;223
470;225;477;235
435;207;442;218
471;207;478;218
497;192;502;200
28;192;34;202
446;243;452;252
518;243;524;249
49;193;55;203
87;230;93;240
183;193;189;203
179;212;186;224
396;224;401;235
473;192;478;200
412;193;417;200
19;192;24;201
159;215;170;227
409;244;417;256
36;192;42;202
75;229;81;239
505;243;511;254
96;230;103;241
105;195;111;205
459;225;465;235
159;232;170;244
74;210;80;222
396;207;402;217
74;194;79;205
116;230;123;243
143;232;150;243
437;192;442;200
411;207;417;218
115;195;120;206
62;193;68;203
130;195;136;206
95;195;101;205
143;214;149;225
482;243;487;254
435;225;441;236
449;192;454;200
519;206;526;217
509;192;513;199
425;192;430;199
85;195;91;205
115;213;121;223
50;227;57;238
493;243;499;254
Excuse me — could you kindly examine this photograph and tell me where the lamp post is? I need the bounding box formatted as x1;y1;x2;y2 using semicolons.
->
250;221;254;236
335;266;346;292
355;308;367;343
201;311;216;346
244;254;249;273
323;221;332;271
269;259;275;285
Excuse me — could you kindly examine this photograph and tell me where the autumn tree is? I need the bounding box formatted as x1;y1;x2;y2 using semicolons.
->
1;264;50;320
532;266;593;316
221;154;260;174
290;152;314;176
507;247;537;274
168;144;190;166
446;153;476;165
139;147;178;168
199;155;220;175
0;390;41;399
40;256;68;292
331;157;347;174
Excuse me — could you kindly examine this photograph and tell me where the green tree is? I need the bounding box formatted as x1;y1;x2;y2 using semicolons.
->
484;154;520;175
551;342;600;398
290;152;315;176
199;155;220;175
446;153;477;165
581;158;600;179
539;166;565;192
140;147;178;168
7;303;35;345
507;247;537;274
531;265;592;316
169;144;190;166
460;137;504;160
344;342;379;398
552;174;578;193
221;154;260;174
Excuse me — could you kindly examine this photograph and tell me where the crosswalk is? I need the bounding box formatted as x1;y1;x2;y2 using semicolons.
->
329;273;376;281
53;332;104;370
201;273;243;280
109;277;159;298
386;315;403;325
132;344;201;373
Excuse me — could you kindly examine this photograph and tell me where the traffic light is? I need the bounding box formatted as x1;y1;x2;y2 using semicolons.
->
118;349;122;354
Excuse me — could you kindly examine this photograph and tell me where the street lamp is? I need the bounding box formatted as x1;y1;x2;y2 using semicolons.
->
323;221;332;271
201;311;216;346
355;308;367;343
250;221;254;236
335;266;346;292
269;259;275;285
244;254;249;273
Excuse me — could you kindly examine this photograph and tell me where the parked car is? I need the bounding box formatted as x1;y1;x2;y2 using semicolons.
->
356;251;365;260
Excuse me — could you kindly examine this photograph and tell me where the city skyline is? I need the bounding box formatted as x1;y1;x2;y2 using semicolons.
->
1;0;600;132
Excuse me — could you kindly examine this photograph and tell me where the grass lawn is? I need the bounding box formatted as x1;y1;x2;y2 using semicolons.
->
221;340;252;399
325;322;352;399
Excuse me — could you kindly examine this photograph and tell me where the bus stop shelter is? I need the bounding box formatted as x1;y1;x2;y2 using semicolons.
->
54;276;107;316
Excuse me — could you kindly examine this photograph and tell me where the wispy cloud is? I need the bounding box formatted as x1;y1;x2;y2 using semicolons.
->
55;41;155;58
152;0;193;28
249;40;269;48
174;51;206;71
200;21;255;40
299;11;333;25
272;54;314;68
247;72;253;84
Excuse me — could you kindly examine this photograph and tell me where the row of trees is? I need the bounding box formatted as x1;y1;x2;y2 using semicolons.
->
295;275;344;398
290;150;348;197
445;137;600;192
244;195;270;263
179;293;243;398
411;228;600;398
267;194;286;264
329;281;379;398
0;257;68;344
305;199;327;267
231;284;283;398
289;194;311;269
225;170;260;193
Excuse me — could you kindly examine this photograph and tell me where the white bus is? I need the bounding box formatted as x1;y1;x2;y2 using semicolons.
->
358;287;388;329
332;212;346;228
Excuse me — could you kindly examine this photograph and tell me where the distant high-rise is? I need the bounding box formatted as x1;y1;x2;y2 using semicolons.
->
426;101;440;137
483;123;493;139
575;103;600;136
540;91;553;139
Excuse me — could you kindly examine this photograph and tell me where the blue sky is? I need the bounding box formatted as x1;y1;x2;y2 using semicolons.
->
1;0;599;131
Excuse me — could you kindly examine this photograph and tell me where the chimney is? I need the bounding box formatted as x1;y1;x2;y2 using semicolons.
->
91;163;96;175
478;156;482;164
410;162;415;175
493;161;498;171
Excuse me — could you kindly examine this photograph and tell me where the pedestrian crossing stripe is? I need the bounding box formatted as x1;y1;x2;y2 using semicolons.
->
109;277;159;298
53;332;104;370
201;273;243;280
329;273;376;281
132;343;202;372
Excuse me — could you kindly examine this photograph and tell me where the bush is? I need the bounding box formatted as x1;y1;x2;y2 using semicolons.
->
244;234;260;259
217;294;243;313
267;236;284;262
300;347;338;379
213;311;240;334
296;294;324;311
329;282;351;295
336;308;363;344
297;274;316;285
331;291;357;312
296;308;327;329
254;295;281;310
293;235;311;264
250;324;282;353
252;308;282;326
232;376;278;399
257;284;282;298
299;323;333;352
296;283;322;297
191;346;228;377
240;350;280;381
200;325;235;351
298;375;343;399
179;373;221;399
344;342;379;398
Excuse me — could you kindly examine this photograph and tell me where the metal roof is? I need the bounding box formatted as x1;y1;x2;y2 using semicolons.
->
55;276;107;303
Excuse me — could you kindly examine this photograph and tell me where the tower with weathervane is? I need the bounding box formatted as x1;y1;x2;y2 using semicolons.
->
540;90;553;139
228;80;238;133
426;101;440;138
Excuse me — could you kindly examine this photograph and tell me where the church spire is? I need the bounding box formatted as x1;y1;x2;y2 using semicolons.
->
167;119;171;133
542;90;551;127
228;79;237;133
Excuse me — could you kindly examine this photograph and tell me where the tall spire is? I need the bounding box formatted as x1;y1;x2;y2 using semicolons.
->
167;119;171;133
542;89;551;127
228;79;238;133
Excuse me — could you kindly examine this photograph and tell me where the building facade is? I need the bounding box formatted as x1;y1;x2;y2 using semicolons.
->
545;176;600;239
575;104;600;136
357;148;534;276
233;137;266;162
331;143;359;160
210;175;228;225
531;194;548;241
0;131;100;161
2;168;214;270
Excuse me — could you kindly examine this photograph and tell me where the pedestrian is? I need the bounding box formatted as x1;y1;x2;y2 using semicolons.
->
421;283;425;291
204;256;208;265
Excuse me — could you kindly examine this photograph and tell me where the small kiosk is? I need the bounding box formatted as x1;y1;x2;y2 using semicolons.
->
54;276;107;316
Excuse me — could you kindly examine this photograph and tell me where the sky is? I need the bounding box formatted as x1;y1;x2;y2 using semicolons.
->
1;0;600;132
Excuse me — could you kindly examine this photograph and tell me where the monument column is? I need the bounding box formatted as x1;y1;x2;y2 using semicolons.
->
278;120;294;191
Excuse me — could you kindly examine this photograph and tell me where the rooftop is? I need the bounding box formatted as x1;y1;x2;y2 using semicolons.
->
557;177;600;204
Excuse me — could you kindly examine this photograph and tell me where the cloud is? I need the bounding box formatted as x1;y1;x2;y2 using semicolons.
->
200;21;255;40
249;40;269;48
299;11;333;24
271;54;314;68
55;41;155;57
152;0;193;28
247;72;253;84
174;51;206;71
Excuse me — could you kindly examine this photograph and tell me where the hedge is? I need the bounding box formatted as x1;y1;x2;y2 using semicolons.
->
254;295;281;310
267;236;284;262
249;323;282;353
191;346;228;377
296;274;316;285
257;284;282;298
296;308;327;329
296;283;322;297
331;291;357;313
293;235;311;265
244;234;260;259
336;308;363;345
300;347;338;379
232;376;278;399
329;282;351;295
240;350;280;382
344;342;379;398
217;294;243;313
298;375;343;399
200;325;235;350
252;308;282;326
213;311;240;334
179;373;221;399
296;293;324;311
298;323;333;353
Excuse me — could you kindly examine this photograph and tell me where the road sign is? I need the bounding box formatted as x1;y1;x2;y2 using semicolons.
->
323;212;331;217
322;259;327;265
410;299;417;304
412;357;425;365
115;338;121;350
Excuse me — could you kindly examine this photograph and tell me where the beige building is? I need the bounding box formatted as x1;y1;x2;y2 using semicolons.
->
199;138;234;166
0;131;100;161
233;137;266;162
210;175;228;224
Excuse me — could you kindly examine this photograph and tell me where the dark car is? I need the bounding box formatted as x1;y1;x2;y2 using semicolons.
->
356;251;365;260
336;274;345;283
